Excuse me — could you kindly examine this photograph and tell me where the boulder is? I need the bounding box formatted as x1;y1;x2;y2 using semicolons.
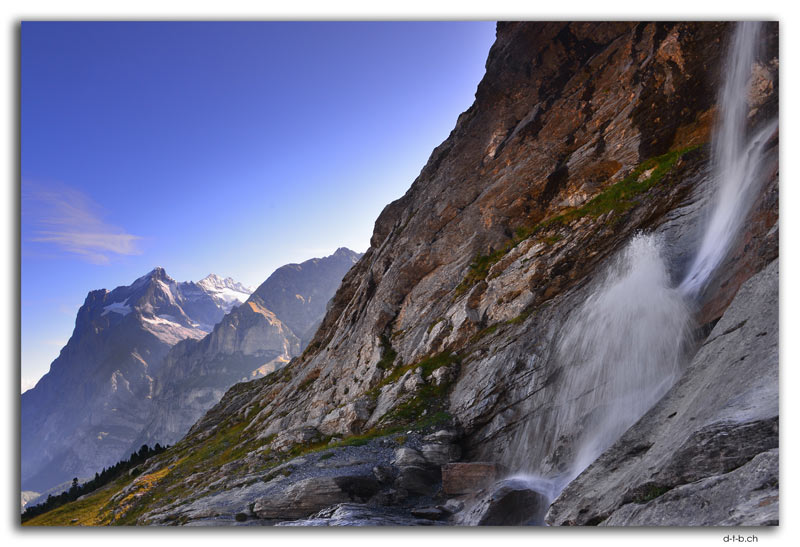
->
441;498;465;515
253;475;380;520
395;465;440;496
318;397;375;436
461;478;550;526
392;447;426;467
420;443;461;466
270;426;323;453
422;429;460;444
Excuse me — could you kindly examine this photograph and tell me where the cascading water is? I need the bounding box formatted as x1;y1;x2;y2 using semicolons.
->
680;21;778;296
499;21;777;521
506;234;693;498
550;234;692;480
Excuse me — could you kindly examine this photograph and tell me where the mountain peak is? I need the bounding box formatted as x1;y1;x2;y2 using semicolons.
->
198;274;253;294
129;267;171;290
332;247;358;258
201;273;222;283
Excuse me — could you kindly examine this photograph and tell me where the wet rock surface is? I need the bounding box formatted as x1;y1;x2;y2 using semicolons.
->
546;259;779;526
277;503;442;526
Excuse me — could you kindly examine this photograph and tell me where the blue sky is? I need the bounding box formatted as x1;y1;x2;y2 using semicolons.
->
20;21;497;391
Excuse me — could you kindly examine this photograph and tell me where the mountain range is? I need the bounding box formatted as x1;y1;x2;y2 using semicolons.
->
21;248;360;493
133;247;362;449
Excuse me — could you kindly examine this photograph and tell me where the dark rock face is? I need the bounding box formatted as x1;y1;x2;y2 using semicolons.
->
78;23;777;527
461;478;550;526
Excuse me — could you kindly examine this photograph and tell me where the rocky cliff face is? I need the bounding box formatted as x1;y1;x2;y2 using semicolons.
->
253;248;363;346
31;22;778;527
132;248;362;449
20;268;251;492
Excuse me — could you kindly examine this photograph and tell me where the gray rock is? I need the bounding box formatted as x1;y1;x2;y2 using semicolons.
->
318;397;375;436
372;464;395;484
441;498;465;515
253;474;381;520
430;366;456;386
420;443;461;466
461;478;550;526
422;429;460;444
277;503;440;526
271;426;323;453
602;449;778;526
395;465;440;496
392;447;426;467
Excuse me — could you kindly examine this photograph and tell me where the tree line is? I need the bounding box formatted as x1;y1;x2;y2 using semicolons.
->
21;443;168;522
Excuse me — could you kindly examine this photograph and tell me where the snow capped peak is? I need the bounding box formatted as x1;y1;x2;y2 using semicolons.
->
130;266;173;289
196;274;254;311
198;274;254;295
147;266;170;280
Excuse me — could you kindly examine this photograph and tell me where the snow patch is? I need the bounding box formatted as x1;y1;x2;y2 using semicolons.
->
142;314;206;345
102;299;132;317
196;274;253;311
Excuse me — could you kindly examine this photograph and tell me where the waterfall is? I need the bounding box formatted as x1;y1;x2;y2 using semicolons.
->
501;21;775;516
507;234;692;498
680;21;777;296
551;234;692;480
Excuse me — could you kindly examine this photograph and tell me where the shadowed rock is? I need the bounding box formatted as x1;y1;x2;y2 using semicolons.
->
463;478;550;526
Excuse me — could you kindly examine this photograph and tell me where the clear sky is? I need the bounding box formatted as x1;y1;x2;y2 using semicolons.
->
20;21;497;392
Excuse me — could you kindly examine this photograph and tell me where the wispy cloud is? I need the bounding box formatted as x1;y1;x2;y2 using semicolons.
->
24;181;143;264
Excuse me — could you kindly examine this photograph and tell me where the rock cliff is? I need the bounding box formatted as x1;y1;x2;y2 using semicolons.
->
27;22;778;527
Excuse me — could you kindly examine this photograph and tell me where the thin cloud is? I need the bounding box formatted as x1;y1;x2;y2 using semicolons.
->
24;181;143;264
